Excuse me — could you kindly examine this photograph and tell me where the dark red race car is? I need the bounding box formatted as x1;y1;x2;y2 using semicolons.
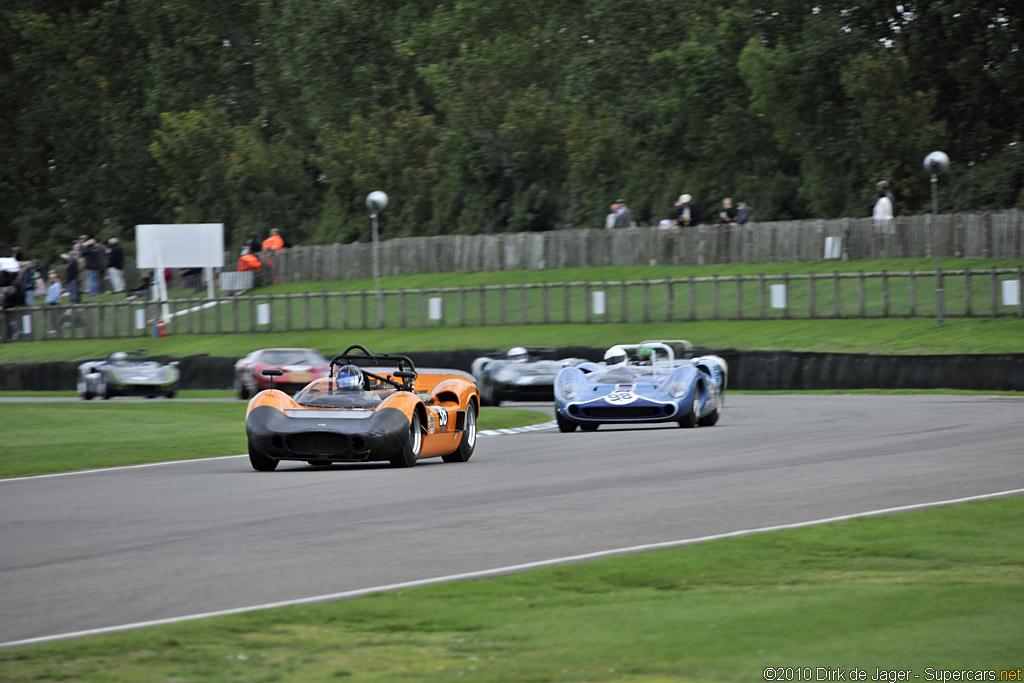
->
234;347;330;399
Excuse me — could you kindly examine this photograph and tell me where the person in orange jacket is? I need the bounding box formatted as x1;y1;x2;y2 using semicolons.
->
261;228;285;254
237;248;262;280
261;228;286;282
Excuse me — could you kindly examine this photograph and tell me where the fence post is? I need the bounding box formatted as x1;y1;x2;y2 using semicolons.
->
620;279;627;322
908;269;916;317
460;285;467;327
710;275;718;319
758;273;766;319
643;278;650;323
808;272;816;318
881;270;889;317
689;276;697;320
583;280;591;323
542;282;550;323
964;267;972;317
500;285;508;325
519;283;528;324
783;273;790;319
833;271;841;318
476;284;485;326
563;281;570;323
1018;266;1023;318
734;274;743;320
990;267;998;316
666;277;674;322
858;271;866;317
321;292;329;330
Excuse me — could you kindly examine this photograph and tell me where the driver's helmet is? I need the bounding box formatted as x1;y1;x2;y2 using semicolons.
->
110;351;128;363
603;345;628;366
507;346;529;362
335;364;363;390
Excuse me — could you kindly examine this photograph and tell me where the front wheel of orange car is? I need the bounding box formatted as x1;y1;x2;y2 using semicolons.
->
390;411;422;468
443;401;477;463
248;440;278;471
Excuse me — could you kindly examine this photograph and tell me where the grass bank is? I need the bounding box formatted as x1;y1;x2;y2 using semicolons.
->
2;496;1019;680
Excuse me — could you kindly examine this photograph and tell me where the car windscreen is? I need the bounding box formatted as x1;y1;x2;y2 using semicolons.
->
261;350;324;366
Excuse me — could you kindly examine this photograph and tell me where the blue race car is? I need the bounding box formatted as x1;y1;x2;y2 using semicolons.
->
553;340;727;432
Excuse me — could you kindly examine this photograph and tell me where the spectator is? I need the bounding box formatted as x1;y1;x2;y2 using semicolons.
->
873;180;894;234
237;248;262;287
244;233;262;254
10;245;25;261
736;197;753;225
674;194;698;227
1;282;26;339
609;199;632;229
45;269;62;333
262;228;285;253
717;197;738;225
604;205;617;230
81;238;104;296
105;238;125;293
63;250;81;303
17;260;40;307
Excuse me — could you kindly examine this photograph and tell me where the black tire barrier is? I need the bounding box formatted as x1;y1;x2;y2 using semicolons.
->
1;349;1021;392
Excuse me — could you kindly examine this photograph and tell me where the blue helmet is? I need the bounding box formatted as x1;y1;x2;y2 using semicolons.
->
335;364;363;390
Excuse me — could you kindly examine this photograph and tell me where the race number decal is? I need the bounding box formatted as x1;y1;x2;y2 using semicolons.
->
605;390;637;405
431;406;449;428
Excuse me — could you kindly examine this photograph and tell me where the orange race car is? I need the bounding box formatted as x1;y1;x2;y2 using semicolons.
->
244;344;479;471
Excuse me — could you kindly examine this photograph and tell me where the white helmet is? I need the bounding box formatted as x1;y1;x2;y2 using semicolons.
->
603;345;628;366
335;364;363;390
110;351;128;363
507;346;529;362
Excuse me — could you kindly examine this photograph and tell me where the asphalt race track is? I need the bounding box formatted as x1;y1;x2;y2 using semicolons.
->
2;394;1022;647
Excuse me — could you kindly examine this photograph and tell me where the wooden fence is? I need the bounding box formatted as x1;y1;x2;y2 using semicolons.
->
247;210;1024;284
4;267;1021;343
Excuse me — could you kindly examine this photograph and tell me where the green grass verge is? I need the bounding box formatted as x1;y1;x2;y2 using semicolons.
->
3;259;1021;363
0;404;550;479
0;317;1022;364
2;496;1020;680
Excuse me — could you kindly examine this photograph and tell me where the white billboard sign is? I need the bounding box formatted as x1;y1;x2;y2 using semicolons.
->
135;223;225;268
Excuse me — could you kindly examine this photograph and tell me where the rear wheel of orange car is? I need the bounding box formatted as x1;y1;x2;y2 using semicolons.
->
248;439;278;471
443;400;477;463
390;411;422;468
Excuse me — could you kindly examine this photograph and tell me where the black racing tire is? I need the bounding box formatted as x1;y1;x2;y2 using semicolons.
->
556;412;578;433
580;423;599;432
248;440;278;471
103;383;115;400
443;400;477;463
82;385;94;401
389;411;422;468
165;390;177;399
678;391;701;428
697;403;720;426
480;382;502;407
235;377;250;401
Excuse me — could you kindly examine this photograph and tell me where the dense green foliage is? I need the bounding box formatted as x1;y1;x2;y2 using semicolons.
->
4;1;1023;261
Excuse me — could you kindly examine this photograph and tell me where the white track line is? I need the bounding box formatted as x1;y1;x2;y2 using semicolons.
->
1;424;557;482
0;454;246;482
2;486;1021;650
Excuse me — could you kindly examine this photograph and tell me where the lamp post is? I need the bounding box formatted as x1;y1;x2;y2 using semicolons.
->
366;191;388;329
924;151;949;327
